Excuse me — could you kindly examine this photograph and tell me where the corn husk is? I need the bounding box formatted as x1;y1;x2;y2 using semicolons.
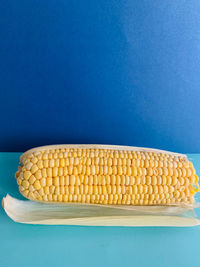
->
2;194;200;226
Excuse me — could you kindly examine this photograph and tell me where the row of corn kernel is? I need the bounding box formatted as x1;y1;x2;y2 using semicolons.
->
20;184;191;199
24;190;194;205
26;157;190;170
21;166;195;180
18;174;195;189
27;148;185;161
19;174;194;188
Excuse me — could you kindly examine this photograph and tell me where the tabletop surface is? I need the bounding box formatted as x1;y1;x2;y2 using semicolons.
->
1;152;200;267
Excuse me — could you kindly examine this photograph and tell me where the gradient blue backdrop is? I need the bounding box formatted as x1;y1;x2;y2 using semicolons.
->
1;0;200;152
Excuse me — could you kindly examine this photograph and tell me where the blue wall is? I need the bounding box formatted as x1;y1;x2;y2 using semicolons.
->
1;0;200;152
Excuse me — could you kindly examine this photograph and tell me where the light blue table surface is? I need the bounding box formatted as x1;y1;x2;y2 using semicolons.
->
0;152;200;267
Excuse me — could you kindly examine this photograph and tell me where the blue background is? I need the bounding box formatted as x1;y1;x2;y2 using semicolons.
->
1;0;200;152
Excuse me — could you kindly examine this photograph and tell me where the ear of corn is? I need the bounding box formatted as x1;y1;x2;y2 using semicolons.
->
15;145;200;206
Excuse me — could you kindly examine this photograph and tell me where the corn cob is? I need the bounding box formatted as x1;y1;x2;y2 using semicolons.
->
15;145;200;205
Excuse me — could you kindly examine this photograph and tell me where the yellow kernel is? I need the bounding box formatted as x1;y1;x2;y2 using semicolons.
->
22;180;29;189
167;176;172;185
68;165;73;175
38;188;44;196
59;176;64;186
148;185;153;194
57;195;62;202
116;175;120;185
174;191;180;199
31;164;38;174
138;184;143;194
53;177;59;186
57;167;63;176
147;168;153;176
162;176;167;185
40;178;46;187
153;185;158;194
42;153;48;160
69;185;74;194
158;168;163;175
46;177;52;186
47;168;52;177
34;180;41;190
132;185;138;194
169;186;174;193
116;185;121;194
117;166;123;175
105;175;110;184
63;167;68;176
113;158;117;165
168;168;173;176
60;158;65;167
91;165;96;175
43;159;48;168
180;177;185;185
163;167;168;176
160;193;165;200
121;175;125;185
190;175;196;184
135;177;141;185
49;159;55;168
63;195;68;202
35;170;42;179
44;186;49;194
144;160;149;168
184;178;190;186
173;169;178;177
112;166;117;175
123;166;127;175
49;185;55;194
130;176;135;185
63;176;69;187
177;168;182;177
52;167;58;177
111;175;116;185
87;185;92;194
172;176;178;185
163;185;168;193
125;175;130;185
25;162;33;171
36;160;43;169
152;176;157;185
132;166;137;176
127;167;132;176
158;161;164;167
74;186;79;195
22;190;29;197
53;153;58;159
31;157;38;164
93;185;98;195
107;185;111;194
23;171;32;180
112;185;116;194
73;167;78;175
143;185;148;194
19;186;25;192
159;185;164;194
69;175;76;185
41;168;47;177
146;176;151;185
